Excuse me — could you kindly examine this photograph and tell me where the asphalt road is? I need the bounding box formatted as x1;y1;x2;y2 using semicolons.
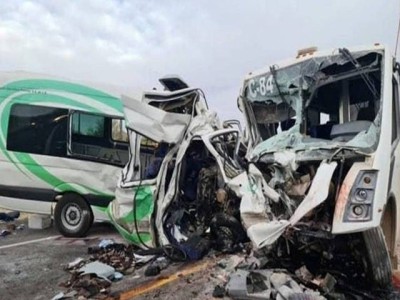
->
0;214;121;299
0;213;223;300
3;212;400;300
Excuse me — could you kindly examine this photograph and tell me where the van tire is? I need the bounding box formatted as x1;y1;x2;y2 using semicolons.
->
362;227;392;288
54;194;93;237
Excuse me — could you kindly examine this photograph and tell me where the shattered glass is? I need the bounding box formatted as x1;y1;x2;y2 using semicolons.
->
243;50;383;157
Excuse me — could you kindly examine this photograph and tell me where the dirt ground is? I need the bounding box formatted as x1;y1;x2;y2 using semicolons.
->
0;213;227;300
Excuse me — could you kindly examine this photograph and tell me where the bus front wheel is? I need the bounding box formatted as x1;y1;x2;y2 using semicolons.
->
54;193;93;237
362;227;392;288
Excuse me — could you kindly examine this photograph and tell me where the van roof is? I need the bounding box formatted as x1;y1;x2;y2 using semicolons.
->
0;71;129;117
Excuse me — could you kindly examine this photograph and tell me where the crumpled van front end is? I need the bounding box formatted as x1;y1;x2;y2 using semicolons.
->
108;82;246;256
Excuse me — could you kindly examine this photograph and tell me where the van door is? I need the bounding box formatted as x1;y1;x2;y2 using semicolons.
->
107;99;192;246
67;110;129;167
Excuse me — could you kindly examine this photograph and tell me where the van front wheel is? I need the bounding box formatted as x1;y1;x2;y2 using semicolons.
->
54;194;93;237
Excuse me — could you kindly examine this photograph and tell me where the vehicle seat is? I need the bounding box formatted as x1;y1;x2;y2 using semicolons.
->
281;119;296;131
309;122;336;140
330;120;372;142
357;107;375;121
44;120;67;156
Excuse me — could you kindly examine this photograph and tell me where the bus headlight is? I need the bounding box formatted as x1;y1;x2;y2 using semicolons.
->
344;170;377;222
356;189;368;201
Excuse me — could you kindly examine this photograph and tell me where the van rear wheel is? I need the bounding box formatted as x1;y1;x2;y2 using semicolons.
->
54;194;93;237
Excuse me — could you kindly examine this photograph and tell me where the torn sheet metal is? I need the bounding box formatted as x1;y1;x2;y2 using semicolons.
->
273;150;298;171
289;161;337;224
154;110;225;246
79;261;115;280
238;161;337;249
107;184;156;247
108;100;236;248
122;95;191;144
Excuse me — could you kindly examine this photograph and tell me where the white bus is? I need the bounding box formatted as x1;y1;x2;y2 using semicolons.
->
238;44;400;287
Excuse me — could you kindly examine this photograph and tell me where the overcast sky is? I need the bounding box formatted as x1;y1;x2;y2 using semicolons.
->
0;0;398;120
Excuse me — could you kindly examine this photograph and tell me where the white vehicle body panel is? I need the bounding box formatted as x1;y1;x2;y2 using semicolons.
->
0;72;130;220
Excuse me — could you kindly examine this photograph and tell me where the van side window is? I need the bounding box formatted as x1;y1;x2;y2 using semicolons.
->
7;104;68;156
72;112;105;138
111;119;128;142
70;111;129;166
392;77;399;144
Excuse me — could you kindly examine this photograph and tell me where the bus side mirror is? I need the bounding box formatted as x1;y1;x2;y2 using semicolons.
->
393;59;400;74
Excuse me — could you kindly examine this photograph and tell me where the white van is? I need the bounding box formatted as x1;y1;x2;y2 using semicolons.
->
0;72;130;237
237;44;399;287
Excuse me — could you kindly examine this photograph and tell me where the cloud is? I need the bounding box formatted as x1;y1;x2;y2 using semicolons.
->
0;0;398;120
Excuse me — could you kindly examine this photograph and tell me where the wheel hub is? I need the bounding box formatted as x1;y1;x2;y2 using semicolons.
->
64;204;81;226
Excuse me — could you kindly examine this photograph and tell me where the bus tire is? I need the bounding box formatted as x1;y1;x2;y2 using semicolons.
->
54;193;93;237
362;227;392;288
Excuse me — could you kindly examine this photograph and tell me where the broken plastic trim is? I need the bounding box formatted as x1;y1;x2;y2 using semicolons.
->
239;160;337;249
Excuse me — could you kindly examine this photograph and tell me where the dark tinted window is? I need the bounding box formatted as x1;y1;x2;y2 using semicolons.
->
7;104;68;156
72;112;105;137
70;111;129;166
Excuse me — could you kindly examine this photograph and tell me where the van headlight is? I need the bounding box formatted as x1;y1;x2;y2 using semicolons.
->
343;170;377;222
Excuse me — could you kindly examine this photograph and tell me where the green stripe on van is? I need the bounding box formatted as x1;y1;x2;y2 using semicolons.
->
1;79;123;113
0;78;124;197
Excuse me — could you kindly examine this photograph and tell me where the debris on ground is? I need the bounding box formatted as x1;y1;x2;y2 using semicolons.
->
0;210;20;222
0;212;25;239
57;241;138;299
51;290;80;300
225;269;325;300
0;211;20;238
59;260;114;299
88;242;136;274
59;272;111;300
66;258;86;270
28;214;51;229
6;223;16;231
202;250;400;300
0;229;11;237
98;239;114;249
79;261;116;280
113;271;124;281
16;224;25;230
212;285;226;298
144;257;170;277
